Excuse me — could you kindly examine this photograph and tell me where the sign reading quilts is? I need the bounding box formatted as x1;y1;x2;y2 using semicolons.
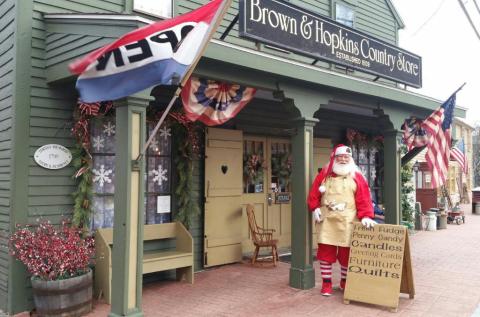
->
238;0;422;87
181;77;256;126
343;223;415;311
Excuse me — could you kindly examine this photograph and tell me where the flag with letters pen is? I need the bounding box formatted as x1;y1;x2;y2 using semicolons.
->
450;138;468;174
69;0;230;103
421;93;456;188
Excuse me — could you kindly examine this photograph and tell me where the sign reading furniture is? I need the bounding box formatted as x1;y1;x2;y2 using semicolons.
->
239;0;422;88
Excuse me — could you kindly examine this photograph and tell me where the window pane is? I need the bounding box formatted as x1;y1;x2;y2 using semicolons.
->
146;195;171;224
271;142;292;193
92;196;114;229
147;122;171;156
92;156;115;194
336;2;354;27
91;117;116;154
243;140;265;193
147;157;171;193
134;0;172;18
358;145;368;164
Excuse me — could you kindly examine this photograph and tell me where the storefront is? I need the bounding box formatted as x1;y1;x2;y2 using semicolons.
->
2;0;466;314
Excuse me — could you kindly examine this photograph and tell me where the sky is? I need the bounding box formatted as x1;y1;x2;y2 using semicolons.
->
391;0;480;126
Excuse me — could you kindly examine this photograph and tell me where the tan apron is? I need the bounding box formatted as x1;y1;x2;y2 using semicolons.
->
316;175;359;247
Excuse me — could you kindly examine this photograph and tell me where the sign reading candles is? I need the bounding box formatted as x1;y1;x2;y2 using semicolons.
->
343;223;415;312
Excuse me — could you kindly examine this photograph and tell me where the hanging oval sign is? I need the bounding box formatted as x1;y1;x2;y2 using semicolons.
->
34;144;72;170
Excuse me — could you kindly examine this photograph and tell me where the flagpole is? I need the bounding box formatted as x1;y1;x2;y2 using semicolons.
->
135;0;233;163
452;82;467;96
136;86;182;162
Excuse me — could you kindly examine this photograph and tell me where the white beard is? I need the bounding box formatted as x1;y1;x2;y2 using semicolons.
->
332;160;356;176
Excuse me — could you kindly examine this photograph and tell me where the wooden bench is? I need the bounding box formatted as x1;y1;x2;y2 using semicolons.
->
94;222;194;304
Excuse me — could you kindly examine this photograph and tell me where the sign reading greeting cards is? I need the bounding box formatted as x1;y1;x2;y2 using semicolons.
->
343;224;415;312
34;144;72;170
239;0;422;87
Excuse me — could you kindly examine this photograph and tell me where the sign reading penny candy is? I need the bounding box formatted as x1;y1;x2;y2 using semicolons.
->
343;223;415;312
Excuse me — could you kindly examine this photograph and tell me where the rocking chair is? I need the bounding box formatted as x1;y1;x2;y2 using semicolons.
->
246;204;279;266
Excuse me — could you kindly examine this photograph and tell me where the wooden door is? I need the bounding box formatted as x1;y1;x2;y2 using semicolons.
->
240;136;268;253
204;128;243;267
266;138;292;248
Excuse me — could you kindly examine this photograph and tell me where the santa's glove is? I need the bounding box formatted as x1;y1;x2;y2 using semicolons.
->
361;217;376;228
313;208;322;223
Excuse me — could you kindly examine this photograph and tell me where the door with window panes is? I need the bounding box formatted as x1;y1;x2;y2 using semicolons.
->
240;136;292;252
90;114;173;230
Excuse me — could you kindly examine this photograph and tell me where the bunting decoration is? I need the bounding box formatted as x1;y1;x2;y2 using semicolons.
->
181;77;256;126
401;117;428;150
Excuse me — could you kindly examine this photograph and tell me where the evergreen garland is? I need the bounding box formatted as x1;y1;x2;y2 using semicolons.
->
71;143;93;229
170;117;201;229
71;100;113;230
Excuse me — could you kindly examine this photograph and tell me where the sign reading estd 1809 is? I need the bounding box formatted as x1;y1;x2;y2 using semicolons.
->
239;0;422;88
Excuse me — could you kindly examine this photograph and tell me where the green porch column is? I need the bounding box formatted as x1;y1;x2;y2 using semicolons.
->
109;97;147;317
383;129;402;225
289;117;318;289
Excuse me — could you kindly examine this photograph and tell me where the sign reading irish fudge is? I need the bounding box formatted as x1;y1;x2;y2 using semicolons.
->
343;223;414;311
239;0;422;87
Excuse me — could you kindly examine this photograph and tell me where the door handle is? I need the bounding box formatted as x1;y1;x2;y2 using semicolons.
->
268;193;273;206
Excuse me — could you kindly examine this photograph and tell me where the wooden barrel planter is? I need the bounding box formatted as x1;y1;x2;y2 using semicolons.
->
31;269;92;317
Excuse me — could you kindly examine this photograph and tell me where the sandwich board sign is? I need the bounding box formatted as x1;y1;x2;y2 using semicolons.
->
343;223;414;312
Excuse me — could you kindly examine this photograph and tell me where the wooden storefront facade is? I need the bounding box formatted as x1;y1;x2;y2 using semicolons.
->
1;0;467;314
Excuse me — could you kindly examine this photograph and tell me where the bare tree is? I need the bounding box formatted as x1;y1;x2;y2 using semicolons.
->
473;124;480;187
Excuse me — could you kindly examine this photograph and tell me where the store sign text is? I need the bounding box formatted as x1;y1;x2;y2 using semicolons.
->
239;0;422;87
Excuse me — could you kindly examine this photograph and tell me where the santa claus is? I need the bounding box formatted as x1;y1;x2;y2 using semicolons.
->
307;144;376;296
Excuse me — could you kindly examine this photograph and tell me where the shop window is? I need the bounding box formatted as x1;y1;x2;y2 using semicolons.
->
271;142;292;193
133;0;173;18
351;143;383;204
90;116;172;229
243;140;265;193
335;2;355;27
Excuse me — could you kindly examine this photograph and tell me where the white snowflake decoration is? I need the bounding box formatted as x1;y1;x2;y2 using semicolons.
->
93;164;113;187
149;138;159;152
159;126;171;141
149;165;168;186
92;136;105;151
103;121;116;137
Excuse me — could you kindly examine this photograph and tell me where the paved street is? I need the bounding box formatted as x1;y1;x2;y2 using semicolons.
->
87;204;480;316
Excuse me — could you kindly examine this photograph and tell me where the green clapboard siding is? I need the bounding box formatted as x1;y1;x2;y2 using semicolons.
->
176;0;398;80
0;0;14;311
356;0;397;43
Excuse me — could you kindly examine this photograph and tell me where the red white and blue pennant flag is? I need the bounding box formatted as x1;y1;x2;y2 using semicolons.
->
69;0;228;103
450;138;468;174
181;77;256;126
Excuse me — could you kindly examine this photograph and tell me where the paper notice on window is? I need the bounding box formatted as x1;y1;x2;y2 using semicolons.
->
157;195;171;214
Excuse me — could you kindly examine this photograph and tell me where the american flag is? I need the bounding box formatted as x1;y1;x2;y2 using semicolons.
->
402;117;428;150
421;94;456;188
450;138;468;174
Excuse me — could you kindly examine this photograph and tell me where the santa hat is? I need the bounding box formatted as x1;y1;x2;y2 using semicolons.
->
319;144;352;193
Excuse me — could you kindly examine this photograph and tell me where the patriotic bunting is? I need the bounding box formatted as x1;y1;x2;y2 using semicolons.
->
181;77;256;126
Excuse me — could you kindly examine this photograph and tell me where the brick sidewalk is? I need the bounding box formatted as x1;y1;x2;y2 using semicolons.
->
87;205;480;317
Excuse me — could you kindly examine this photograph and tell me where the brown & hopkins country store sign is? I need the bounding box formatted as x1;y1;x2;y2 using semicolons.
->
239;0;422;88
